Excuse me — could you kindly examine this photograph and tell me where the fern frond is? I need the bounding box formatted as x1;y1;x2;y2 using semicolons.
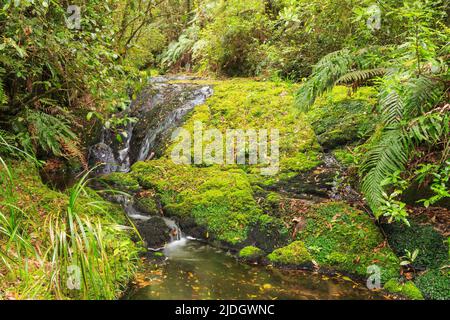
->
379;88;405;125
336;68;387;85
403;76;445;117
295;49;354;111
360;128;411;214
25;109;77;157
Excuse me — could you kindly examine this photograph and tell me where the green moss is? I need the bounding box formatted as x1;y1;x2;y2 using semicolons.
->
296;202;400;282
333;147;356;167
97;172;140;192
415;269;450;300
383;220;447;270
135;196;159;215
239;246;265;261
267;241;312;266
384;279;424;300
306;86;377;149
166;79;321;182
132;160;267;245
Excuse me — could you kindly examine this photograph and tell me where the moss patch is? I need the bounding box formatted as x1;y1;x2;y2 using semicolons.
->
295;202;400;282
382;220;447;270
239;246;265;262
97;172;140;192
415;269;450;300
167;79;322;181
131;160;273;246
267;241;312;266
384;279;424;300
306;86;377;150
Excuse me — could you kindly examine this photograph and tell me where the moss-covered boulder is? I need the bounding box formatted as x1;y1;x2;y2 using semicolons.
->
384;279;424;300
306;86;377;150
97;172;140;192
267;241;313;267
134;191;160;215
293;202;400;282
238;246;265;263
130;160;287;247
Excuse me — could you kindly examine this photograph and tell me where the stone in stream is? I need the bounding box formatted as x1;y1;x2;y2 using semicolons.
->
136;217;172;249
87;142;118;175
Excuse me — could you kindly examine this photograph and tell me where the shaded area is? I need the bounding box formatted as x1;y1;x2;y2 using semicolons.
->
127;240;387;300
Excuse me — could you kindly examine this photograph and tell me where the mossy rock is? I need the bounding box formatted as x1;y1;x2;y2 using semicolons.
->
382;220;448;270
131;160;278;247
296;202;400;282
384;279;424;300
415;269;450;300
306;86;377;150
134;196;159;215
238;246;265;263
97;172;140;192
164;79;322;182
267;241;313;267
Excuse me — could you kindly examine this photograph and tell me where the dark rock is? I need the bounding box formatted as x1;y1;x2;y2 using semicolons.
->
136;217;171;249
88;143;118;174
178;216;208;240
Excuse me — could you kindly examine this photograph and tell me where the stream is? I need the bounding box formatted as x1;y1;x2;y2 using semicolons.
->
126;238;386;300
88;76;388;300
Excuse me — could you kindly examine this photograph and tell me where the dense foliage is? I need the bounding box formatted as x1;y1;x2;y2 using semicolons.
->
0;0;448;300
296;0;449;222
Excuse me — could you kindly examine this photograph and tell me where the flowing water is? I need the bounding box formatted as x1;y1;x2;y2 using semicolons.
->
126;238;387;300
87;76;388;300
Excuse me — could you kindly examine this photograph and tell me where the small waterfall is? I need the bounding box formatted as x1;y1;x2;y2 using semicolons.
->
137;85;213;161
162;217;183;242
88;76;213;174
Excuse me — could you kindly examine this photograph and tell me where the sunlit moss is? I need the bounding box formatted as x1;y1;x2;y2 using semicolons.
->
267;241;312;266
239;246;265;262
384;279;424;300
306;86;377;150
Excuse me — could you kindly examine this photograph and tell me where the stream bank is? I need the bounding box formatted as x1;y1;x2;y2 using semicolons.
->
91;77;428;300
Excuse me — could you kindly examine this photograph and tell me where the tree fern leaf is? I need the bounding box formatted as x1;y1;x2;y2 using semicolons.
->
336;68;387;85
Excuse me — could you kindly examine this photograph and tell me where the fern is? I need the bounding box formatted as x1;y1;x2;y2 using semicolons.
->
361;127;411;214
160;26;199;67
23;109;79;158
295;49;354;111
336;68;387;85
295;48;386;111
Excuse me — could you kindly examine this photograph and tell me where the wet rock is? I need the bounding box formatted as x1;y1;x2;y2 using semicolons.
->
136;217;171;249
178;216;208;240
88;143;118;174
128;83;213;163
